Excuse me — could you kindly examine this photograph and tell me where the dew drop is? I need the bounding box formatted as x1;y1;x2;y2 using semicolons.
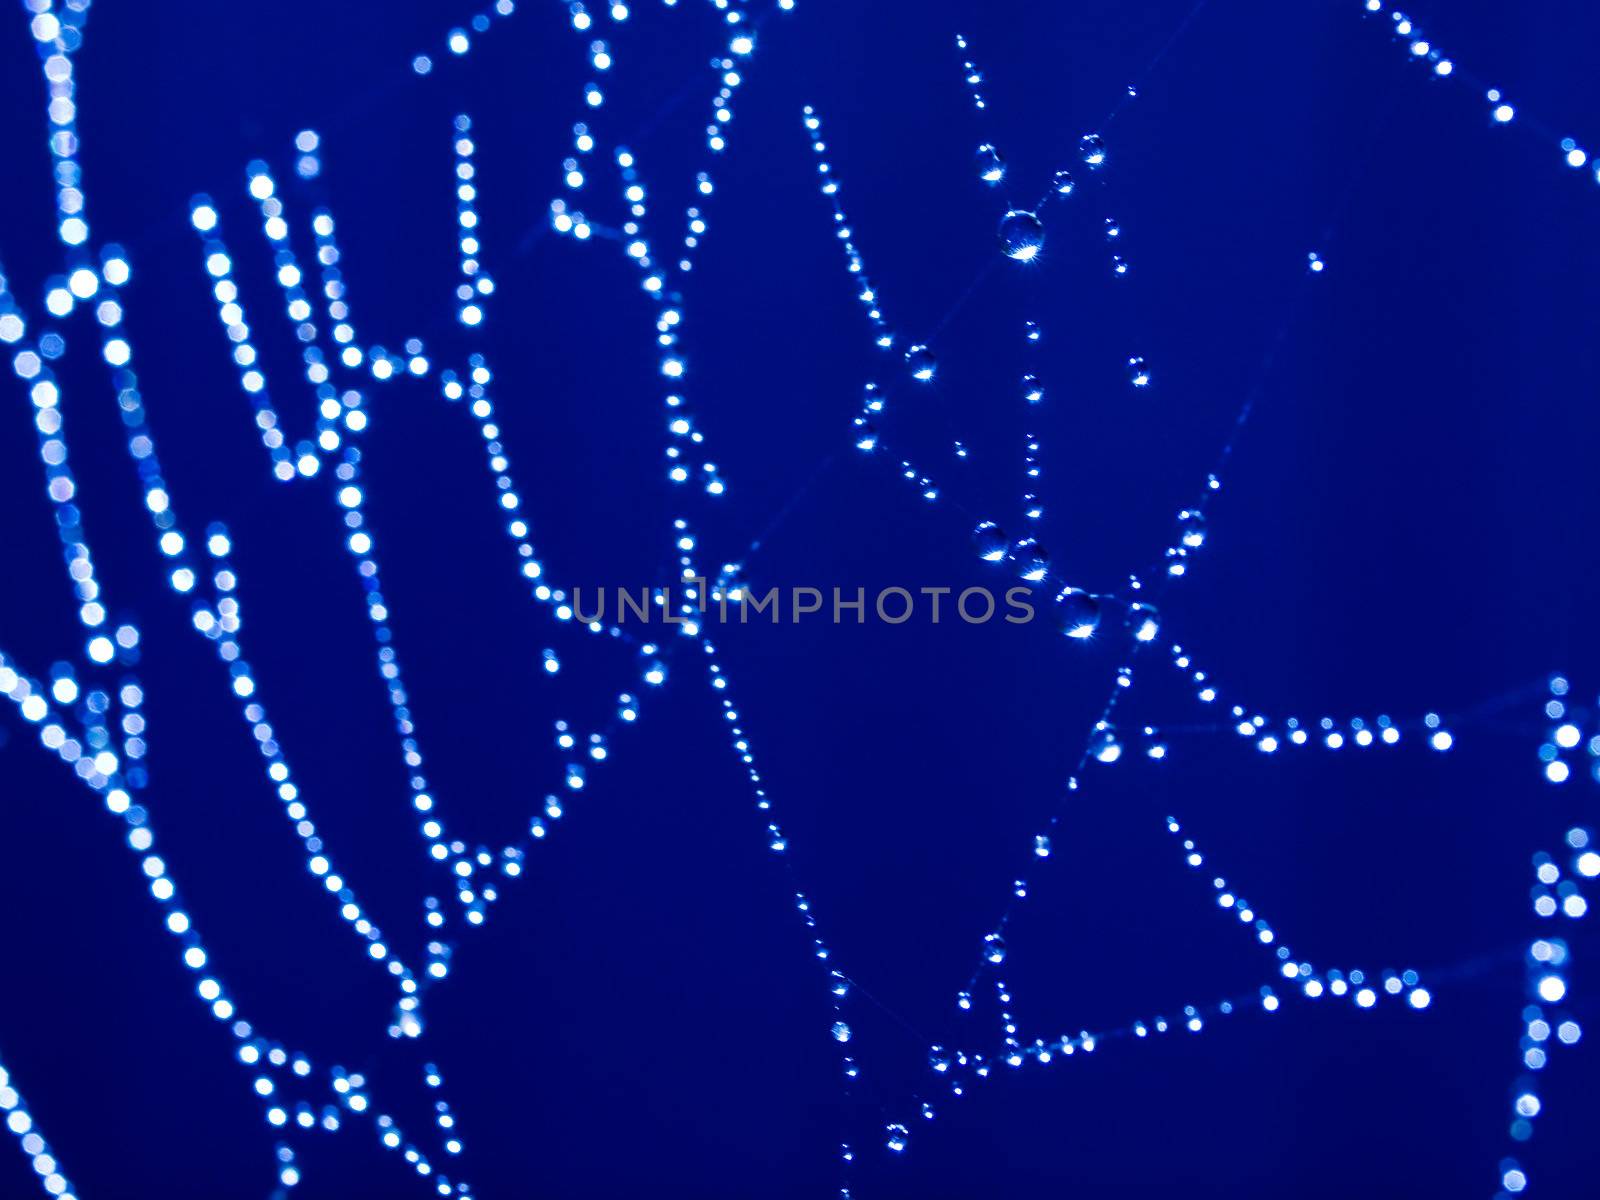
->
929;1046;951;1072
1009;538;1049;583
1024;319;1042;342
1129;602;1160;643
905;344;936;382
831;1021;852;1043
1022;493;1043;520
1052;169;1076;196
998;210;1044;262
1178;509;1206;548
830;971;850;997
852;417;877;451
1091;725;1122;763
1079;133;1107;168
1033;835;1052;858
1022;374;1044;404
975;143;1005;185
1127;356;1151;388
983;933;1007;964
1052;588;1101;639
886;1123;909;1152
972;521;1008;563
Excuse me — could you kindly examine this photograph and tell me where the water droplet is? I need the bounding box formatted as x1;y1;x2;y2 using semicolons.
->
830;971;850;997
1052;588;1100;639
1091;725;1122;763
886;1123;909;1152
1022;374;1044;404
1178;509;1206;548
1127;356;1151;388
1051;169;1075;196
1033;834;1052;858
905;344;936;382
972;521;1008;563
957;990;973;1010
852;417;877;451
929;1046;951;1072
1009;538;1049;583
831;1021;852;1043
998;210;1044;262
1111;254;1128;277
1129;602;1160;643
983;933;1007;963
1022;493;1043;520
1104;219;1121;240
975;143;1005;185
1024;319;1042;342
1079;133;1106;168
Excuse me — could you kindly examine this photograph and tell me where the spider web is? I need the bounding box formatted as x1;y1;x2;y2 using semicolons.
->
0;2;1595;1197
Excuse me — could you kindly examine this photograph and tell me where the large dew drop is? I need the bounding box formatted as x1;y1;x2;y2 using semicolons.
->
1052;588;1101;639
972;520;1008;563
1079;133;1107;168
905;344;936;382
975;143;1005;184
998;210;1044;262
1009;537;1049;583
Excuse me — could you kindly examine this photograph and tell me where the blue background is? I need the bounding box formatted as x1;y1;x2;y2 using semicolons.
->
2;1;1599;1196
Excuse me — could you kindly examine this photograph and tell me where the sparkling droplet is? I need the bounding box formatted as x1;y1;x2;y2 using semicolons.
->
905;344;936;382
1091;725;1122;763
1052;169;1075;196
929;1046;951;1072
957;990;973;1010
886;1123;909;1153
972;521;1008;563
1033;834;1052;858
1079;133;1106;168
852;417;877;451
1178;509;1206;548
975;143;1005;185
1129;602;1160;643
1127;356;1151;388
1022;493;1043;520
1052;588;1100;639
830;971;850;997
1009;538;1049;583
1024;319;1042;342
983;932;1007;964
831;1021;852;1043
998;210;1044;262
1021;374;1044;404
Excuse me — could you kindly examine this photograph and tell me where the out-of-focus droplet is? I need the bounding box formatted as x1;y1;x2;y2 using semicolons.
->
1010;538;1049;583
1024;319;1042;342
1178;509;1206;548
905;344;936;382
973;521;1008;562
852;417;877;451
983;933;1007;963
975;143;1005;184
1033;835;1052;858
831;1021;852;1043
1079;133;1106;168
1128;356;1151;388
1053;588;1100;639
998;210;1044;261
1091;724;1122;763
930;1046;951;1072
